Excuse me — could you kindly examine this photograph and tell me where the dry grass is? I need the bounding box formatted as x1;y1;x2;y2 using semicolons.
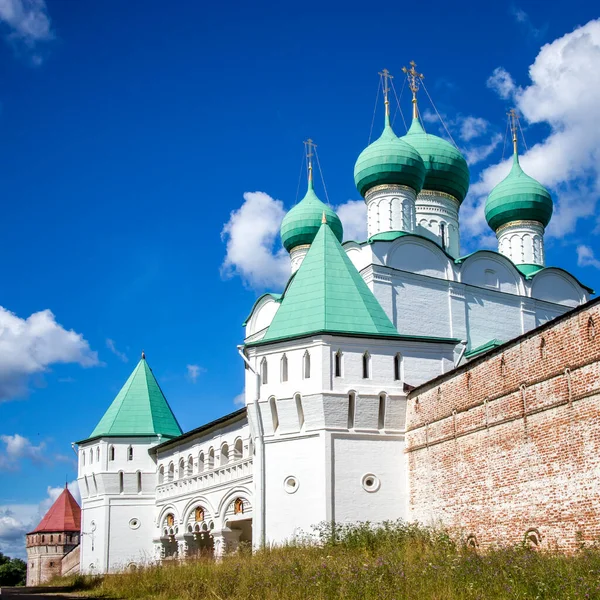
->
53;522;600;599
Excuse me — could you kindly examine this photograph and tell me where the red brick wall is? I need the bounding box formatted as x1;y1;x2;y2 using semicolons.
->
406;298;600;551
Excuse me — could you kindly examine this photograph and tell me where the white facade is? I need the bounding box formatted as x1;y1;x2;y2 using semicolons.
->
496;220;545;266
365;185;417;238
415;191;461;258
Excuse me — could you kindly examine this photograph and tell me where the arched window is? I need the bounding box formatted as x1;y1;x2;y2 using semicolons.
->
295;394;304;430
269;396;279;432
334;350;342;378
220;443;229;466
362;352;370;379
137;471;142;493
234;498;244;514
109;446;115;461
378;393;386;429
158;466;164;484
281;354;288;382
208;448;215;469
96;447;100;462
195;506;204;522
127;446;133;461
261;358;268;384
119;471;124;494
198;452;205;473
303;351;311;379
178;458;185;479
41;535;45;543
187;456;193;475
249;437;254;457
168;463;174;482
50;535;53;542
82;451;85;466
348;392;356;429
166;513;175;528
394;353;402;381
234;438;243;461
89;449;93;464
540;337;546;359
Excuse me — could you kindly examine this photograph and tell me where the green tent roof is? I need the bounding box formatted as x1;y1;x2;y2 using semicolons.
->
260;220;401;343
84;357;182;441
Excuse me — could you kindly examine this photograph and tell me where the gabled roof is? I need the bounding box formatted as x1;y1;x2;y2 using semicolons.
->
80;356;182;443
258;221;402;344
30;486;80;534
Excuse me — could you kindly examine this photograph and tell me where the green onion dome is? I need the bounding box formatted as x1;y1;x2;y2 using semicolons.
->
354;114;426;197
485;151;553;232
401;117;470;203
280;178;343;252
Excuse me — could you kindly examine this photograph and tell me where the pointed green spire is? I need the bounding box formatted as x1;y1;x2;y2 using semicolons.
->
85;354;182;441
262;220;401;343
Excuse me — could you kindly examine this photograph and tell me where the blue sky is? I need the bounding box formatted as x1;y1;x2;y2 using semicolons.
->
1;0;600;557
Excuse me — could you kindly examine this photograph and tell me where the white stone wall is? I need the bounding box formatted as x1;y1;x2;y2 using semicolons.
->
365;185;417;238
415;191;461;258
497;221;545;266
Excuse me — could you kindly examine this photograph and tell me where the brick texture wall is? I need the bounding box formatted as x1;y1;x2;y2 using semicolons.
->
406;297;600;551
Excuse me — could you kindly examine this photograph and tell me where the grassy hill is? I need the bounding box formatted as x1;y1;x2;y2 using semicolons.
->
57;522;600;599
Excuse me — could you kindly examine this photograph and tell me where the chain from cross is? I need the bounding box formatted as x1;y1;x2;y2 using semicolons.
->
402;60;424;95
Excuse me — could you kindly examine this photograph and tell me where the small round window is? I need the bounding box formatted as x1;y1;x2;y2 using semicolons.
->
129;518;141;530
283;476;299;494
361;473;380;492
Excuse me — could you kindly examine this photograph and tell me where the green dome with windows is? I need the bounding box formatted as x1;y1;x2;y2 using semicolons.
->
280;177;343;252
401;117;470;203
354;114;426;197
485;151;553;232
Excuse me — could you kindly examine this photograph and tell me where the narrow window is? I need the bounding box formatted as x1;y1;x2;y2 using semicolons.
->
394;353;402;381
440;222;446;250
168;463;174;481
89;449;93;464
234;498;244;514
295;394;305;430
270;397;279;432
96;447;100;462
119;471;124;494
187;456;193;475
82;451;86;466
540;337;546;359
281;354;288;382
261;358;268;384
198;452;205;473
303;351;311;379
109;446;115;461
127;446;133;461
137;471;142;493
234;439;243;460
362;352;370;379
378;393;386;429
588;316;596;341
50;535;53;542
334;350;342;378
220;443;229;466
178;458;185;479
348;392;356;429
208;448;215;469
158;466;164;484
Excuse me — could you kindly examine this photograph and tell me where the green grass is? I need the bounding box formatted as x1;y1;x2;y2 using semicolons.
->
52;522;600;599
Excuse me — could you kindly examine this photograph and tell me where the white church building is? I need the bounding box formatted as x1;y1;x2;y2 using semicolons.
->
75;69;591;573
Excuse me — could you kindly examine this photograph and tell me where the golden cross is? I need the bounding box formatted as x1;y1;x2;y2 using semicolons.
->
304;138;316;179
507;109;519;153
378;68;393;103
402;60;424;95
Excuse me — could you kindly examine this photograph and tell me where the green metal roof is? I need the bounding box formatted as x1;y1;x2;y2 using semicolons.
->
354;114;425;197
402;117;470;203
465;338;504;358
485;152;553;231
260;220;402;343
280;179;343;252
516;263;545;278
83;357;182;442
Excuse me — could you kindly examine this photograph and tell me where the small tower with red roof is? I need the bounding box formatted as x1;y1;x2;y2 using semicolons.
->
26;485;81;586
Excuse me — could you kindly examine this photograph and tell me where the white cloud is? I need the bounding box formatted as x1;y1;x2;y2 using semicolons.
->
0;480;80;558
336;200;367;242
459;116;489;142
106;338;128;363
221;191;370;290
0;434;45;470
0;0;53;63
465;19;600;245
486;67;518;100
577;245;600;269
0;306;99;401
509;5;545;40
233;392;245;407
186;364;205;383
463;133;503;166
221;191;289;290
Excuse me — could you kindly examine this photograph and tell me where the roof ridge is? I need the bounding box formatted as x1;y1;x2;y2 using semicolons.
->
99;361;142;435
144;360;183;435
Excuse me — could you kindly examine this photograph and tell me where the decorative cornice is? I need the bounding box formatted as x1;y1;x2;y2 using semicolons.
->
496;220;544;235
289;244;311;253
418;189;460;205
365;184;415;201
